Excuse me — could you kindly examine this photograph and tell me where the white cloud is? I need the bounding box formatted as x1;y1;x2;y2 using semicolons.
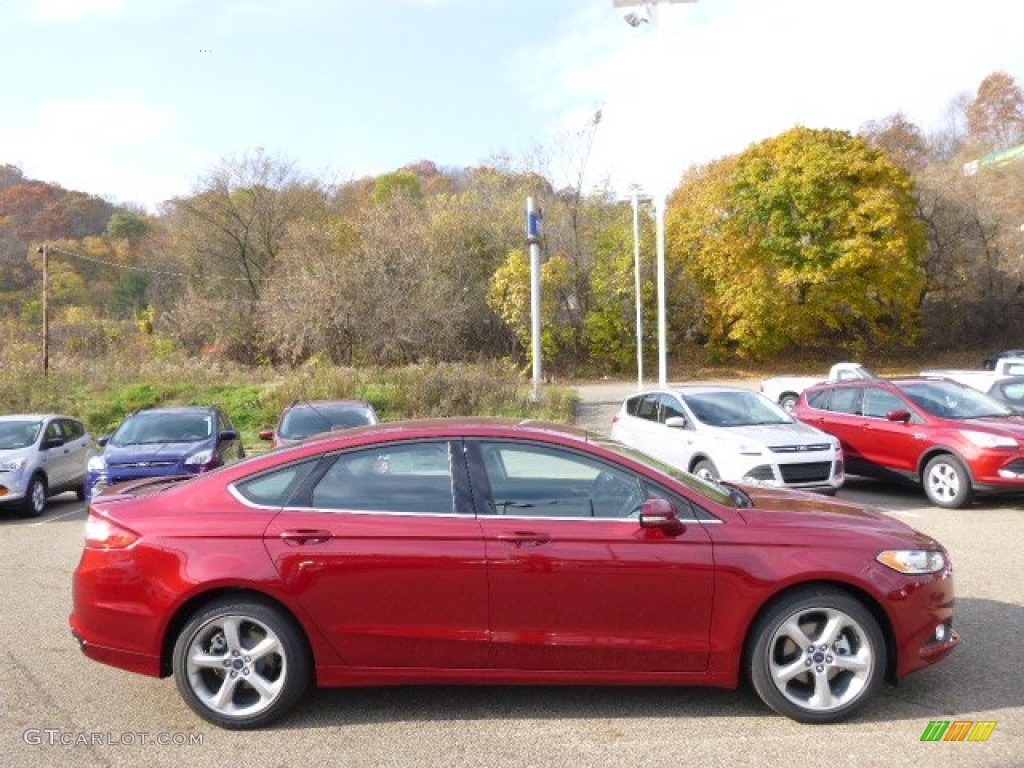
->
0;98;195;209
30;0;123;22
529;0;1024;196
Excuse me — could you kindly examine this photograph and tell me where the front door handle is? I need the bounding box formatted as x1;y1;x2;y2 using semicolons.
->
279;529;333;545
495;531;552;547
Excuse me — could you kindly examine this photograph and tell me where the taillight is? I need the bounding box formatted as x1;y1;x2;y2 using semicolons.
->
84;513;140;550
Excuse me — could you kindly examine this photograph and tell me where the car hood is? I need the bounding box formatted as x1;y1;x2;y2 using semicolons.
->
961;415;1024;437
737;487;929;540
711;421;832;447
102;441;207;465
0;446;34;463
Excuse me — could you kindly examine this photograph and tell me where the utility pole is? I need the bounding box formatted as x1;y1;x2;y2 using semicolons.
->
37;244;49;377
527;197;543;401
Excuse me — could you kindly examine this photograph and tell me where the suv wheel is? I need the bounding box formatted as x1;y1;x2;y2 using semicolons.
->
22;474;47;517
923;454;972;509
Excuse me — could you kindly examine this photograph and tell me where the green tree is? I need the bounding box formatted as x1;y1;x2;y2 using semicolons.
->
668;127;926;358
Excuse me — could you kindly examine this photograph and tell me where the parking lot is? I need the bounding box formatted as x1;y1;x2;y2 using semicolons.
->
1;382;1021;767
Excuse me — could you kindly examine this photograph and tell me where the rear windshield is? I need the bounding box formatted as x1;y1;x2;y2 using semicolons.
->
0;420;41;450
279;404;376;440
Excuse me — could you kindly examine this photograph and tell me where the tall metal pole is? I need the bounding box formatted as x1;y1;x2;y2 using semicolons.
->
527;197;542;400
631;191;644;392
654;194;668;388
41;243;49;377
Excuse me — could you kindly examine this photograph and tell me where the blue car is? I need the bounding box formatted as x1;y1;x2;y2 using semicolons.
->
86;406;244;500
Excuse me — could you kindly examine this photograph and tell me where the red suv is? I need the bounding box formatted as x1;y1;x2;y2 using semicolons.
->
794;377;1024;508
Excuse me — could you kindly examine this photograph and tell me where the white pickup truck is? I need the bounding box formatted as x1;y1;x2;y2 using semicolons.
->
921;357;1024;391
761;362;876;412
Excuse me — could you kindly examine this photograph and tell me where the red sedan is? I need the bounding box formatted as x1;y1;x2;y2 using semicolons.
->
795;377;1024;508
71;419;958;729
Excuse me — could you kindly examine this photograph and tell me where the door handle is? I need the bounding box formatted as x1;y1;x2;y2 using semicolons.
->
279;529;333;545
495;531;552;547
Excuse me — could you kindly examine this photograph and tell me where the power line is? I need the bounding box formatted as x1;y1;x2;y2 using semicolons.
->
48;245;276;282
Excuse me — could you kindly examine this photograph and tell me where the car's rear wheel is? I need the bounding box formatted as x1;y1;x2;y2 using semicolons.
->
21;474;47;517
779;394;798;413
922;454;973;509
748;587;885;723
693;459;720;482
173;598;311;729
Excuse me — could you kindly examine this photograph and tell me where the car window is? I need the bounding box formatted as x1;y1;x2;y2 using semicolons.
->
61;419;85;439
827;388;863;415
44;420;63;440
279;404;376;440
635;395;658;422
995;380;1024;404
861;388;907;419
805;389;829;409
898;380;1013;419
309;441;455;514
476;441;646;519
0;420;42;449
111;412;214;445
234;458;320;507
683;390;791;426
658;394;687;422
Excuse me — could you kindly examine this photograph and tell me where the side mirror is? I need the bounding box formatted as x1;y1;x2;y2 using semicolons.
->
258;429;274;441
665;416;688;429
219;430;240;441
886;410;912;423
638;498;684;534
97;436;109;447
42;436;65;450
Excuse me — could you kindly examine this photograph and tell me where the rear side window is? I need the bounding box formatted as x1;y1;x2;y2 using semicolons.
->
805;389;830;409
234;459;319;507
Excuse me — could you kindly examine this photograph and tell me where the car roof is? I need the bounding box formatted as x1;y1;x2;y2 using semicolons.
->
130;406;217;415
286;399;374;409
289;417;590;447
0;413;71;421
629;385;760;398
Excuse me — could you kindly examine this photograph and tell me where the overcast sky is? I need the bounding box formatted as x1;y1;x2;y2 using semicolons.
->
2;0;1022;210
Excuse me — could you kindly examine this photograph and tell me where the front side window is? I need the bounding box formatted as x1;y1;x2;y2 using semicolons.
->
309;441;455;514
476;441;646;519
828;388;863;415
658;394;687;422
861;388;909;419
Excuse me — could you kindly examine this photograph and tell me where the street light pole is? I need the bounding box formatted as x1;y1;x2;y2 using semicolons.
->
38;244;49;377
615;0;696;389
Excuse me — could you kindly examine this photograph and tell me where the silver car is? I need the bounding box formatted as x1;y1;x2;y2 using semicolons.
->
0;414;94;517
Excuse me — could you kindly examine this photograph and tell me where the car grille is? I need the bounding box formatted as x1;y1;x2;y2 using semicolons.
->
779;462;833;483
1003;459;1024;474
770;444;831;453
112;461;178;470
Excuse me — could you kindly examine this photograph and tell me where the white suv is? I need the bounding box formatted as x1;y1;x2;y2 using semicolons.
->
0;414;94;517
611;386;844;493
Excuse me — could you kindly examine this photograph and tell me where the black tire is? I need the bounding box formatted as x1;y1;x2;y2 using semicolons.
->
21;474;47;517
173;597;311;729
779;394;798;413
692;459;720;483
748;587;886;723
922;454;973;509
75;479;87;502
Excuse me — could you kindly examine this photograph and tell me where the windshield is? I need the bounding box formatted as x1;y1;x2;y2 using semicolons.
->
110;412;213;446
279;404;376;440
593;437;738;508
0;420;42;450
898;380;1014;420
683;390;793;427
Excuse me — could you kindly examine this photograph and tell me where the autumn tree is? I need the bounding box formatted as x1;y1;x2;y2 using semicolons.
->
967;71;1024;150
667;127;926;358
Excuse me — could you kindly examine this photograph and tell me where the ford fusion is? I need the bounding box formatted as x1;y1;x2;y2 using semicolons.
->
71;419;958;729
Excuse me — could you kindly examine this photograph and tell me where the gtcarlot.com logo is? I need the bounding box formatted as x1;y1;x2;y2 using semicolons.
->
920;720;997;742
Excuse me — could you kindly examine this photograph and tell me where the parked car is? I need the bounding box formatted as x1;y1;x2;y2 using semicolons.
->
85;406;244;499
794;377;1024;508
71;418;958;729
0;414;93;516
985;376;1024;414
259;399;378;448
611;387;843;493
761;362;877;412
982;349;1024;370
922;356;1024;391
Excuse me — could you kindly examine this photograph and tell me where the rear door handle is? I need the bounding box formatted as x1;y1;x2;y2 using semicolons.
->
279;529;333;545
496;531;552;547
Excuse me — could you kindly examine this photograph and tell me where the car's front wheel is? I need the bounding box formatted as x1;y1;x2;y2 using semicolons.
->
21;474;47;517
173;598;311;729
692;459;720;483
748;587;886;723
922;454;973;509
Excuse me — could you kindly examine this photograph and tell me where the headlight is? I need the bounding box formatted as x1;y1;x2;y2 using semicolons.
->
960;430;1018;449
87;455;107;472
0;457;27;473
877;550;947;574
184;449;214;466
